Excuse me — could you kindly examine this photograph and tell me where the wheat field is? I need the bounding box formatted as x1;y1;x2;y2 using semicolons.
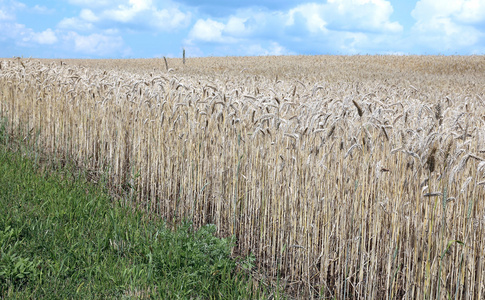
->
1;55;485;299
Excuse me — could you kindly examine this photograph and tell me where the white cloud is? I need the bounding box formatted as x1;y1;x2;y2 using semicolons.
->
0;11;57;46
288;0;402;34
80;9;98;22
8;0;25;11
130;0;152;11
413;0;485;24
0;21;27;41
2;0;483;58
225;17;249;36
0;0;135;57
68;0;114;8
188;14;262;43
30;28;58;44
0;1;58;47
189;19;226;42
59;0;191;33
411;0;485;52
0;0;25;21
457;0;485;23
104;3;140;22
287;3;328;33
187;0;403;55
151;7;191;31
0;9;13;20
58;17;94;31
101;1;191;30
186;12;295;55
64;31;126;56
32;5;54;14
245;41;290;56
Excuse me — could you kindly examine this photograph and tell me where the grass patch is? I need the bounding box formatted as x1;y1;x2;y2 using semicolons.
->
0;140;268;299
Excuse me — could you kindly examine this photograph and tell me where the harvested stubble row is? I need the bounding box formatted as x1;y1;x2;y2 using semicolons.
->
1;55;485;299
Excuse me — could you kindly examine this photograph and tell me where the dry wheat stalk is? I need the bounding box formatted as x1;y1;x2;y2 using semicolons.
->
1;55;485;299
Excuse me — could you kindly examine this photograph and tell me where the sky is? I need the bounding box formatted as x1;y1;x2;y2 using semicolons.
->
0;0;484;58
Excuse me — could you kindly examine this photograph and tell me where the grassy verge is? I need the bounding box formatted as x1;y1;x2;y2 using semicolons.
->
0;126;269;299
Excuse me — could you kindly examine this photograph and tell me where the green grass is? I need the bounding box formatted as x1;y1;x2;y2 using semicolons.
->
0;127;268;299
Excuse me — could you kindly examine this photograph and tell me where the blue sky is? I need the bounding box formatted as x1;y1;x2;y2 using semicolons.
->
0;0;484;58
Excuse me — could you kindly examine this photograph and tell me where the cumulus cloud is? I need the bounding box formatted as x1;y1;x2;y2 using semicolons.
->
80;9;99;22
0;9;12;21
0;23;58;47
31;5;55;14
0;1;58;46
101;0;191;31
57;8;99;31
150;7;192;31
187;0;403;55
59;0;191;33
188;14;264;44
2;0;483;58
64;31;126;56
223;17;248;36
58;17;94;31
0;0;133;57
287;0;402;34
190;0;403;41
413;0;485;24
189;19;226;42
68;0;114;8
30;28;58;45
177;0;303;10
0;22;27;41
0;1;58;47
0;0;24;21
245;41;291;56
103;0;150;23
286;3;328;34
185;40;292;57
411;0;485;52
456;0;485;23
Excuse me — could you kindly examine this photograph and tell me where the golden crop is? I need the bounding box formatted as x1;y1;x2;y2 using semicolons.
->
1;55;485;298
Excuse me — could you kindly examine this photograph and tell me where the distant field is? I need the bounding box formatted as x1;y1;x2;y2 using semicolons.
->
1;55;485;298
